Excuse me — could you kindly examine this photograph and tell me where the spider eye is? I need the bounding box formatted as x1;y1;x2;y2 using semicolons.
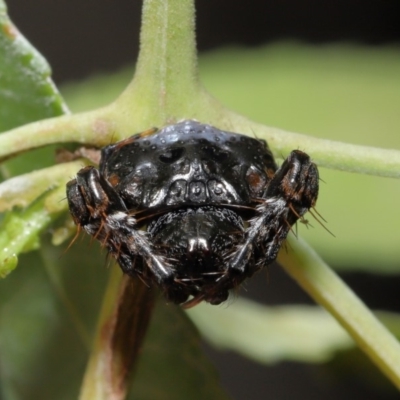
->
159;147;185;163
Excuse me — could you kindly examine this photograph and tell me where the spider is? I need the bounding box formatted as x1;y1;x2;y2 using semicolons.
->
66;120;319;308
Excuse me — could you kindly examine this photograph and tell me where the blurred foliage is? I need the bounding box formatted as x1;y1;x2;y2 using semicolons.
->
131;301;231;400
0;239;107;399
0;0;69;278
0;3;92;397
188;297;354;364
62;43;400;273
0;1;66;132
0;0;67;176
188;297;400;365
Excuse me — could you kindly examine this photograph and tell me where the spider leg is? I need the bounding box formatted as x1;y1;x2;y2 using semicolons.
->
264;150;319;223
215;150;319;291
226;197;290;276
102;211;173;284
66;166;174;285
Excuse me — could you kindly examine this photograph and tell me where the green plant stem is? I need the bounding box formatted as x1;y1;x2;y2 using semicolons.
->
114;0;199;126
0;160;88;211
0;105;399;178
79;268;155;400
279;237;400;389
221;114;400;178
0;108;119;162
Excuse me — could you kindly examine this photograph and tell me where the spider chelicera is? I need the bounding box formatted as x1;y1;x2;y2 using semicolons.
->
66;120;319;307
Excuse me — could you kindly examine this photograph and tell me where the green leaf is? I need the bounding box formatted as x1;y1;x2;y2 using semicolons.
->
0;238;108;400
0;0;68;176
188;298;354;364
188;297;400;365
0;0;70;275
0;187;65;278
131;301;231;400
0;0;67;132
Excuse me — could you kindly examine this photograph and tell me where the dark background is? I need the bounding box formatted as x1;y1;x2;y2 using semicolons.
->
6;1;400;399
6;0;400;84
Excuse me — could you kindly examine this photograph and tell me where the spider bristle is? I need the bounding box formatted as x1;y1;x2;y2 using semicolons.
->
288;203;315;230
113;241;122;259
202;271;224;276
176;277;201;282
101;232;111;248
135;209;166;223
135;263;151;288
250;127;259;139
308;209;335;237
283;217;298;239
283;238;294;253
181;294;205;309
226;203;258;211
93;219;105;240
288;203;301;219
64;225;82;253
252;198;266;204
311;206;328;222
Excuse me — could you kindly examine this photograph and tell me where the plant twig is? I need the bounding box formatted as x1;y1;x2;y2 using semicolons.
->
79;269;155;400
0;160;88;211
211;113;400;178
279;237;400;389
0;105;398;178
0;109;118;162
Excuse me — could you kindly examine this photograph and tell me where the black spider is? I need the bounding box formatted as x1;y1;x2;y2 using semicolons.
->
66;120;319;307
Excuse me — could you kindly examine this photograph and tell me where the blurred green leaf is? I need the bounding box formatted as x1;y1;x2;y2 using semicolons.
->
0;0;67;132
0;238;108;400
0;0;68;176
188;298;354;364
0;0;70;273
188;297;400;366
131;301;231;400
62;43;400;273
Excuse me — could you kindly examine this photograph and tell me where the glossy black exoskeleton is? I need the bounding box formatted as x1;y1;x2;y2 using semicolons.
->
66;120;319;307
